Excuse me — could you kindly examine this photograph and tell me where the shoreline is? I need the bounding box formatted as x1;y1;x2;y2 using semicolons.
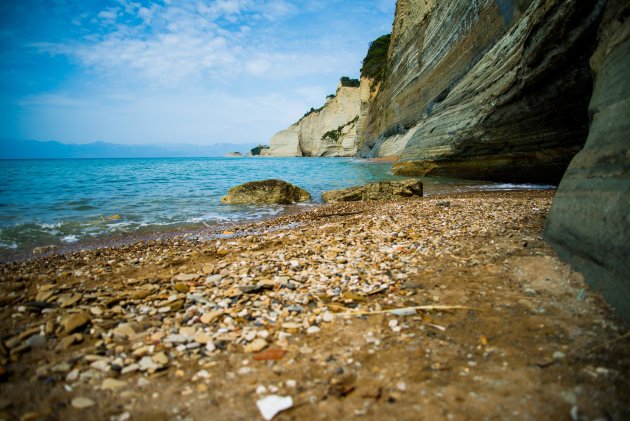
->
0;182;557;265
1;189;628;419
0;202;315;265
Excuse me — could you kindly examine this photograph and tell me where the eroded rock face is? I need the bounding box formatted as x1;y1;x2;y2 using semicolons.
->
545;0;630;322
221;180;311;205
322;180;423;203
268;85;361;157
359;0;606;183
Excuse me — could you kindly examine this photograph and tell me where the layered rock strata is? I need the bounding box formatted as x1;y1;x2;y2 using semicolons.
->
545;0;630;321
359;0;606;183
268;85;360;157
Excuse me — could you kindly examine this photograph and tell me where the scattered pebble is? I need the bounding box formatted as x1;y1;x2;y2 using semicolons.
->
71;397;95;409
101;378;127;391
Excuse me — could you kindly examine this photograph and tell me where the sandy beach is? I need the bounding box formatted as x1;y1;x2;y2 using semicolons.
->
1;190;628;420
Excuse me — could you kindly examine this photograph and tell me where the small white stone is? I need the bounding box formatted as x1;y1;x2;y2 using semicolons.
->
322;312;334;323
238;366;253;375
66;369;80;382
121;364;139;374
245;338;267;353
90;307;103;316
553;351;566;360
139;356;159;371
71;397;95;409
101;378;127;391
306;326;321;335
90;360;110;373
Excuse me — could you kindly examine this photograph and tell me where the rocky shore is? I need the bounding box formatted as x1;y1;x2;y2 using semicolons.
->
1;191;628;420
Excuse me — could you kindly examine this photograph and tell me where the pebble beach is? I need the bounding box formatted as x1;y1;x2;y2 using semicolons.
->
1;190;629;420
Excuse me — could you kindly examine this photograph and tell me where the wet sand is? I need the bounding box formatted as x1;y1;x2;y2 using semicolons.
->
0;190;628;420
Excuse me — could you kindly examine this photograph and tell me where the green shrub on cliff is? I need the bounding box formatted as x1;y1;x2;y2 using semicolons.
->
321;116;360;143
250;145;269;156
340;76;360;87
361;33;391;83
302;106;325;119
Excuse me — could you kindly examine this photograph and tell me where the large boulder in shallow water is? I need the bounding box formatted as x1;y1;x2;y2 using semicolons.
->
221;179;311;205
322;180;423;203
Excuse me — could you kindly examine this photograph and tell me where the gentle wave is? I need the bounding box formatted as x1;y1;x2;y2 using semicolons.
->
0;157;555;254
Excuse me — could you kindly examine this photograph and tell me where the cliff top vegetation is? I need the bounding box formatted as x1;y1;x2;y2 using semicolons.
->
250;145;269;156
361;33;391;84
339;76;360;87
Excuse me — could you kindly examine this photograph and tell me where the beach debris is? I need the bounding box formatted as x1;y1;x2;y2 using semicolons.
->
256;395;293;420
389;308;417;316
344;305;469;317
427;323;447;332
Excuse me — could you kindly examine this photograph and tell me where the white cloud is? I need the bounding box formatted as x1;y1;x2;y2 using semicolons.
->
261;0;298;20
97;7;119;23
32;1;298;86
14;0;397;145
33;0;362;88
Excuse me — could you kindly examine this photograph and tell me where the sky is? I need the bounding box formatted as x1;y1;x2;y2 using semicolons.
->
0;0;395;146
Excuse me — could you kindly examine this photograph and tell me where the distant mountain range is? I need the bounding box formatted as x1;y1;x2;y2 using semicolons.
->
0;139;256;159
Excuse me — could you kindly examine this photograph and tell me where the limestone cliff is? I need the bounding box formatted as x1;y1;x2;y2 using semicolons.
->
268;85;360;157
359;0;606;183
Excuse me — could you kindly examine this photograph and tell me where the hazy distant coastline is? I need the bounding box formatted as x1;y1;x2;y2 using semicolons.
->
0;138;256;159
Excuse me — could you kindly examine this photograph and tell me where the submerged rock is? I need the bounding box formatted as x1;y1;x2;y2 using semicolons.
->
221;179;311;205
322;179;423;203
32;245;57;255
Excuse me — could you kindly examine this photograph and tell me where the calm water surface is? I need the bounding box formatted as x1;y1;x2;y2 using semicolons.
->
0;157;553;256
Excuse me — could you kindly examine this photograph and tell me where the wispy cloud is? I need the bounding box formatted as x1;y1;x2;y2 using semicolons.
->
2;0;396;145
34;0;314;86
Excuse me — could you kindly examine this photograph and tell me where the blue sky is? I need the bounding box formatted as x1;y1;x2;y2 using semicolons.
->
0;0;395;146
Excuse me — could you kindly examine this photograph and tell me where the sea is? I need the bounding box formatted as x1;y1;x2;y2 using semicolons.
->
0;157;554;259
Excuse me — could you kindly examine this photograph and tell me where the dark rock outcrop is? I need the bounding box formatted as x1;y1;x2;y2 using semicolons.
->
322;180;423;203
545;0;630;321
221;180;311;205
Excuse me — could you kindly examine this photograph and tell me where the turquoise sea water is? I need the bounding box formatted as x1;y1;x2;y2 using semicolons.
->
0;157;553;257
